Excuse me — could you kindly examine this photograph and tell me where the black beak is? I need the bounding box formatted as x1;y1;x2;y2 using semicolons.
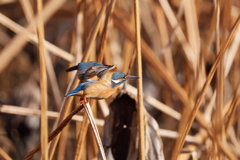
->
126;75;140;80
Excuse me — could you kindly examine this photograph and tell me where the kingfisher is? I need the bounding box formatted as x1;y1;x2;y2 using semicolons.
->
65;61;139;104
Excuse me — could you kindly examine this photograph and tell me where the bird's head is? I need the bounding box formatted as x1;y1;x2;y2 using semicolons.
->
111;72;139;88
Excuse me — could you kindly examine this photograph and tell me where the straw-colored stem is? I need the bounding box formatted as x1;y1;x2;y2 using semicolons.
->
97;0;116;63
49;0;107;157
170;16;240;160
155;3;175;76
37;0;48;159
74;113;89;160
20;0;61;110
82;0;108;62
225;81;240;133
0;0;68;73
134;0;145;159
0;13;73;62
0;147;12;160
48;76;78;159
112;8;210;129
158;0;196;72
0;105;104;126
82;102;106;160
19;0;34;22
23;105;84;160
214;0;224;146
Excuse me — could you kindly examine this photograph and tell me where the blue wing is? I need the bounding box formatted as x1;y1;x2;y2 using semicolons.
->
77;62;102;80
66;61;102;80
65;81;90;97
66;61;116;80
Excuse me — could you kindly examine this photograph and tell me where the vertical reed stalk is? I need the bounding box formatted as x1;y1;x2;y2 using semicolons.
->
37;0;48;159
134;0;145;159
83;102;106;160
215;1;224;155
170;16;240;160
97;0;116;63
74;112;89;160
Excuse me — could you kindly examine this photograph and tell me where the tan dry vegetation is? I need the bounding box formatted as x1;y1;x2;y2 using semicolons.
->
0;0;240;160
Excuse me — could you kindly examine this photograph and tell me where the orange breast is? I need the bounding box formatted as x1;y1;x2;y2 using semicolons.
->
84;79;119;99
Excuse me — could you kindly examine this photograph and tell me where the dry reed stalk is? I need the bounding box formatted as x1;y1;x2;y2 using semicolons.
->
157;129;199;144
48;0;108;157
87;99;100;159
82;0;108;62
75;0;84;63
154;3;175;76
0;13;73;62
177;129;208;160
82;102;106;160
113;9;240;156
37;0;48;159
97;100;109;118
225;81;240;132
74;112;89;160
140;1;160;54
133;0;145;159
0;104;201;144
112;9;210;129
157;0;196;72
122;19;135;73
0;147;12;160
86;101;99;159
56;121;70;160
48;76;77;159
0;0;68;73
55;1;82;159
19;0;34;23
214;1;224;158
97;0;116;63
22;105;84;160
56;40;82;159
184;0;200;62
45;51;62;108
19;0;62;109
204;91;217;122
171;16;240;160
126;84;181;120
20;0;60;109
56;1;84;158
144;96;181;121
71;2;88;158
0;105;104;126
224;25;240;77
86;130;98;160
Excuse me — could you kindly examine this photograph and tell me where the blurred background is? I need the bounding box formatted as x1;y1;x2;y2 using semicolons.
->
0;0;240;159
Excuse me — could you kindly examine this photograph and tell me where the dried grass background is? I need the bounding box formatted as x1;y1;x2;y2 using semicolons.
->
0;0;240;160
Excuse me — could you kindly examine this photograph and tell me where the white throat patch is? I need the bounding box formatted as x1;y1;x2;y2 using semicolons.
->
111;79;120;83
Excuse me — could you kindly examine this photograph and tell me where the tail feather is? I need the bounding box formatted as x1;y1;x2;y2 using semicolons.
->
66;65;78;72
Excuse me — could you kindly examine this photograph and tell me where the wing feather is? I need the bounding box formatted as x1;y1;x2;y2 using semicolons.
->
84;65;117;80
66;61;117;80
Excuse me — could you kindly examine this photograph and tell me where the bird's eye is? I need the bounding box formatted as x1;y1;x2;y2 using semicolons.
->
123;76;127;79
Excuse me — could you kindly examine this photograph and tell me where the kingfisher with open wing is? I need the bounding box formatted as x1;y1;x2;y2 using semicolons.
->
65;61;139;103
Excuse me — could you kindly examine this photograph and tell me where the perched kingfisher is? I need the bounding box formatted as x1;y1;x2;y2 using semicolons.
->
65;61;139;103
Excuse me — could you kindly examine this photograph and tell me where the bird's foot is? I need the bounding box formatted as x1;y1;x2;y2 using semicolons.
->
77;97;88;106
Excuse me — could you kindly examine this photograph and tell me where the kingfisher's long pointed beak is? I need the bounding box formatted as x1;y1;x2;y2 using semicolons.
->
126;75;140;80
